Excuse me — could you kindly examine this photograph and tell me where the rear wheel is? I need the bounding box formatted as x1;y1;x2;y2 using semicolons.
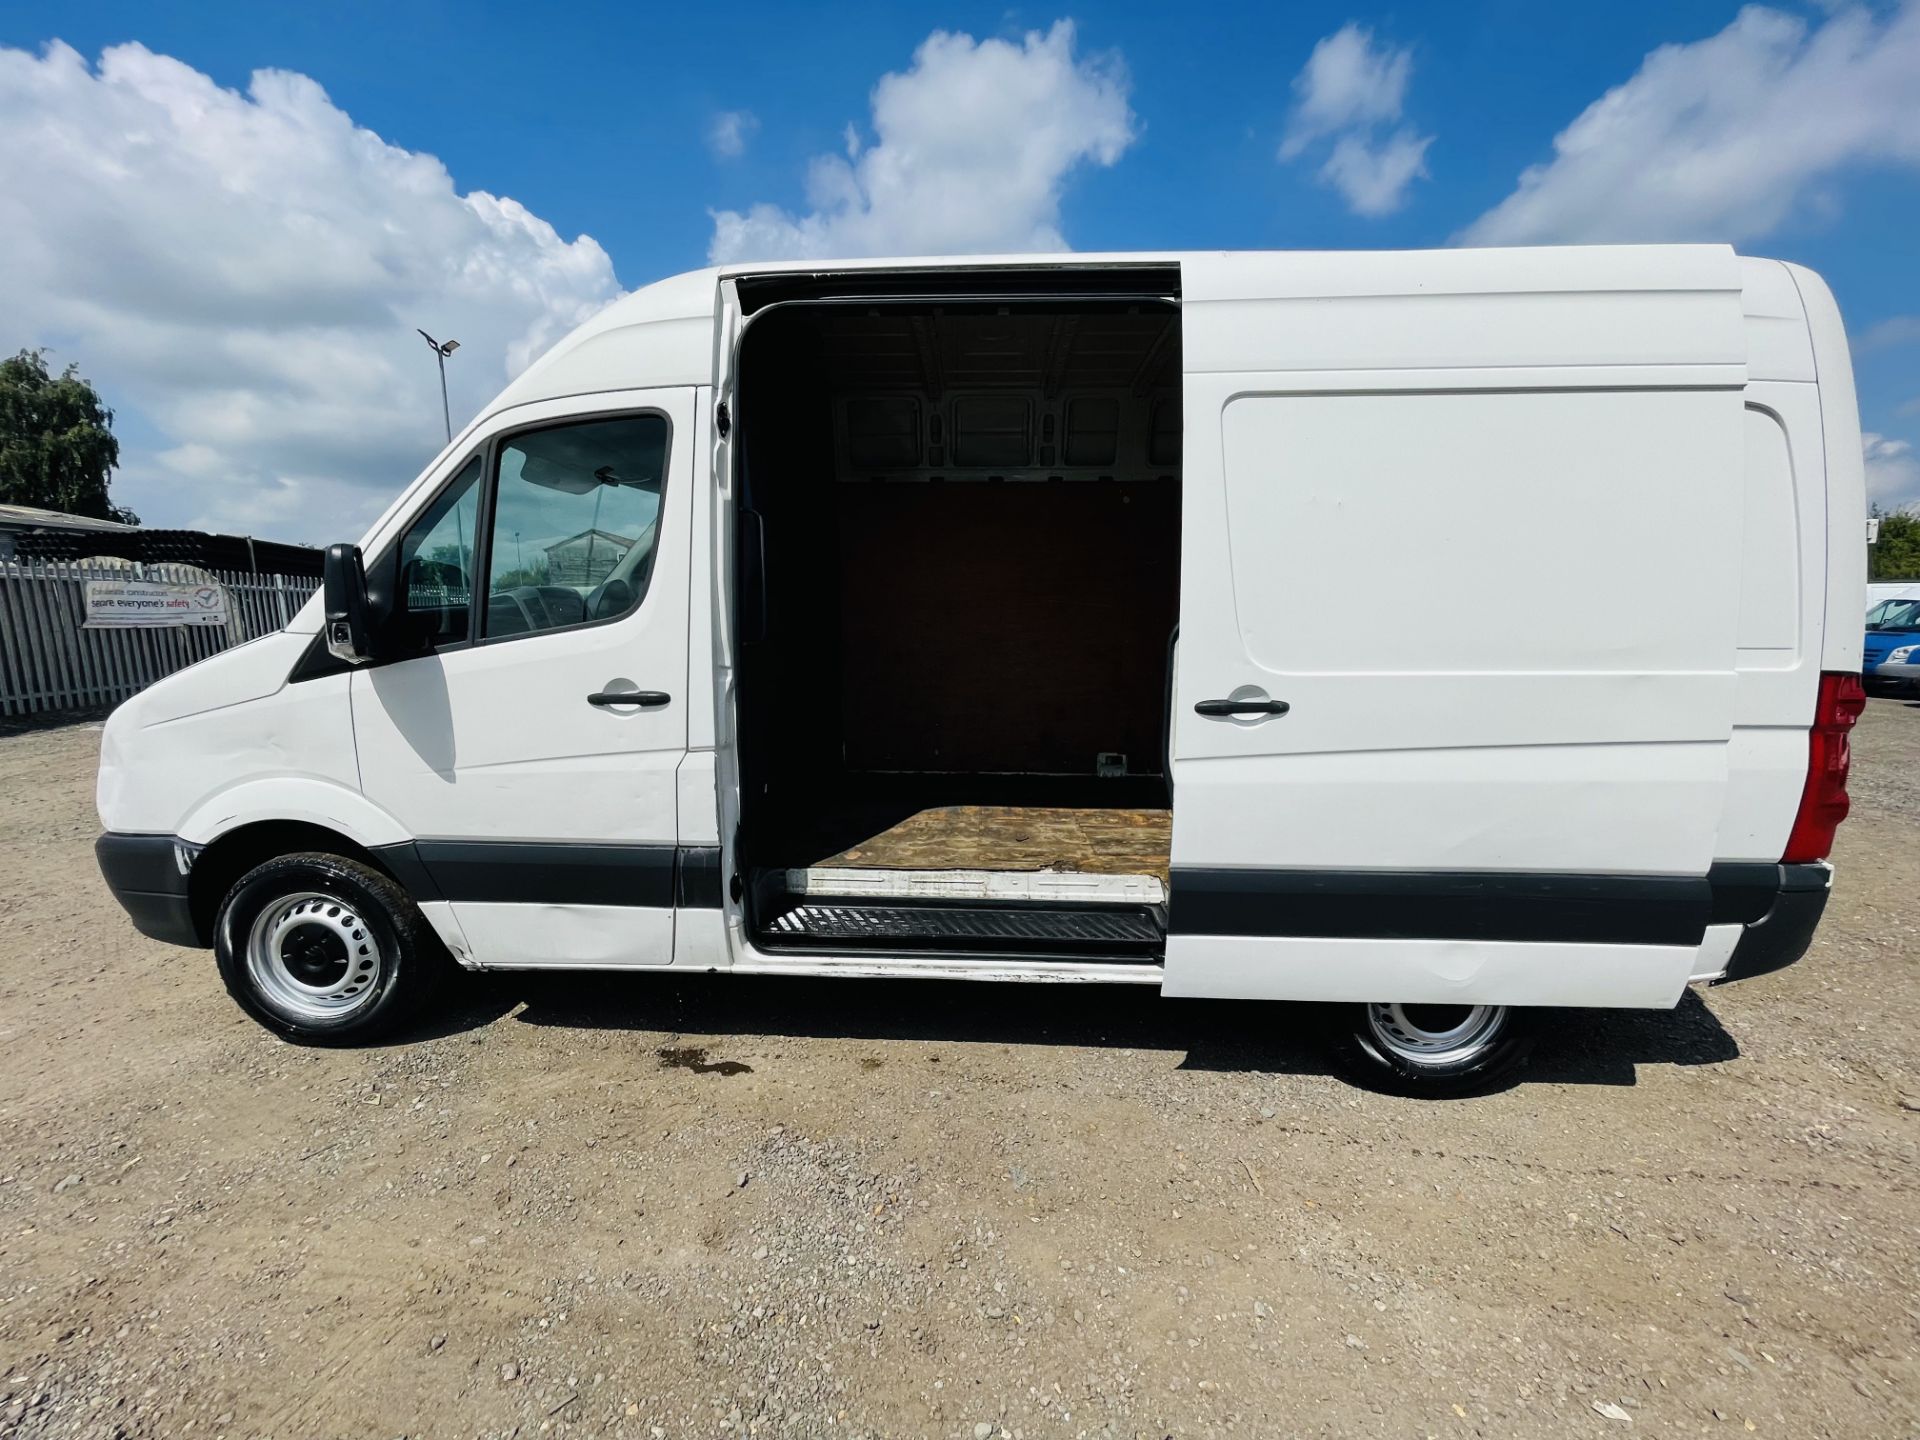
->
1336;1002;1535;1096
214;852;448;1043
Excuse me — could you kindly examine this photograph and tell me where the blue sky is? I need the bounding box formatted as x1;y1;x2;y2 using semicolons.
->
2;1;1917;537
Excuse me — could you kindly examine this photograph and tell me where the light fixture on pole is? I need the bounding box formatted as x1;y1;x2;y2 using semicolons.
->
416;329;461;443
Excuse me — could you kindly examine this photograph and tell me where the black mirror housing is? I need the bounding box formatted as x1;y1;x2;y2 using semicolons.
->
322;543;379;665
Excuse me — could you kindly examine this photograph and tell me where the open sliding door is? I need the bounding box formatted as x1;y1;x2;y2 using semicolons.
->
1163;248;1751;1008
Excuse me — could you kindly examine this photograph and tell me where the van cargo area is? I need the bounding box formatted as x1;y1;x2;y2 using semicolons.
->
733;295;1181;959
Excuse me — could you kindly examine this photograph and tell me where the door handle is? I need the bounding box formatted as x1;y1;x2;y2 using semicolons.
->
1194;697;1290;717
588;690;671;708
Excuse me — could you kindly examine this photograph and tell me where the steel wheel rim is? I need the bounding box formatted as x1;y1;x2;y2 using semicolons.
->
245;891;383;1022
1364;1003;1507;1066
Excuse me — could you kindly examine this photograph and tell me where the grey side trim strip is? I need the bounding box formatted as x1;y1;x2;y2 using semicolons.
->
415;841;674;907
374;840;725;910
676;846;725;909
1169;868;1713;947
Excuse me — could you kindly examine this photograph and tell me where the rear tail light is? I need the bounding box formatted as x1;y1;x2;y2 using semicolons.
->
1781;671;1866;863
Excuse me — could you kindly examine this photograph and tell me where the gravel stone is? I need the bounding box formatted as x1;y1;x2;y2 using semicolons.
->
2;706;1918;1437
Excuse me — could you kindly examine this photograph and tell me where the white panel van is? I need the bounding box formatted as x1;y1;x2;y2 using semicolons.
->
94;247;1869;1093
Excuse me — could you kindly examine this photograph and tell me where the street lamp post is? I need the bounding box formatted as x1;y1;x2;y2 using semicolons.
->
416;329;461;443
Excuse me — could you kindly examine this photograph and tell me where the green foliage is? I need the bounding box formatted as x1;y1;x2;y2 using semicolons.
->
0;349;138;524
1871;508;1920;582
489;562;550;591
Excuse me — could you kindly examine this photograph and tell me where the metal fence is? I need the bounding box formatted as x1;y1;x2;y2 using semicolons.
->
0;560;316;718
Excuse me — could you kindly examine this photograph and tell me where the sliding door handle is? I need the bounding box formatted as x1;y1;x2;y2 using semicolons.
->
1194;697;1290;717
588;690;671;708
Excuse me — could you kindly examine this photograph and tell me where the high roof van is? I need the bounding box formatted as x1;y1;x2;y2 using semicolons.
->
94;247;1868;1093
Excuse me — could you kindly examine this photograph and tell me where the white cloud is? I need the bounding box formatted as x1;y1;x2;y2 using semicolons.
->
1856;314;1920;354
707;109;758;160
1280;23;1412;158
1278;24;1430;217
707;21;1135;263
1866;433;1920;513
0;42;623;541
1319;131;1433;218
1460;3;1920;246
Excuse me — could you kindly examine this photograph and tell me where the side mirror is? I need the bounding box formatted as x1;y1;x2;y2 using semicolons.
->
322;543;379;665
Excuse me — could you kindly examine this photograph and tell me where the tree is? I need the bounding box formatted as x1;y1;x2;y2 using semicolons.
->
489;561;550;591
1871;507;1920;582
0;349;139;524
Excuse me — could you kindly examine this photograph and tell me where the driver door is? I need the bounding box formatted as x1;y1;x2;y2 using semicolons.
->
351;388;696;968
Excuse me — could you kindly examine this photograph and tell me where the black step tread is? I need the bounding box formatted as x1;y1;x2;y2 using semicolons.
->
760;898;1164;958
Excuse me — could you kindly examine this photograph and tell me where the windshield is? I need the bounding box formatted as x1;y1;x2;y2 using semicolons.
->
1866;597;1920;631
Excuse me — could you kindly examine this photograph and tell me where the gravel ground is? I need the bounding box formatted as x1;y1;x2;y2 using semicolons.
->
1;701;1917;1439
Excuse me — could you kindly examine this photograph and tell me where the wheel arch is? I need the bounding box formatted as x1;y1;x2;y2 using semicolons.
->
177;777;412;851
188;820;400;947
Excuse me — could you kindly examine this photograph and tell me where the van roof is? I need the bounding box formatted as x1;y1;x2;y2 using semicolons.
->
488;244;1769;418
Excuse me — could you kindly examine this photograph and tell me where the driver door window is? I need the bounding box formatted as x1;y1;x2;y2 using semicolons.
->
482;414;670;639
396;456;482;647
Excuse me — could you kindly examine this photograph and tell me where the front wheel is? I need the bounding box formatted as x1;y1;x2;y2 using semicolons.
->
213;852;449;1043
1336;1002;1535;1096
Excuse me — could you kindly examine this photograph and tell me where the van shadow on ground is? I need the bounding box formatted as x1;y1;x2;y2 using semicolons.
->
411;968;1740;1094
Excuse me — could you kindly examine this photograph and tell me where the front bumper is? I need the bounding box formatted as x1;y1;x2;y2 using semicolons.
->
95;833;204;948
1867;658;1920;689
1709;861;1831;986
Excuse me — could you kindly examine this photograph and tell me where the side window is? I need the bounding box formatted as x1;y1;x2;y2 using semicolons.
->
482;414;670;640
396;456;482;646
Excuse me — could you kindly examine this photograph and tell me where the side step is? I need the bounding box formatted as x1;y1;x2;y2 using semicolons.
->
759;896;1166;961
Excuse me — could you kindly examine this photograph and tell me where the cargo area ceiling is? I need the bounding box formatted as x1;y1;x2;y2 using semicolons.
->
805;306;1179;397
745;302;1182;488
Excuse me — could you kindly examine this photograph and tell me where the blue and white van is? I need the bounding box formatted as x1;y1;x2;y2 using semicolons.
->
1864;594;1920;691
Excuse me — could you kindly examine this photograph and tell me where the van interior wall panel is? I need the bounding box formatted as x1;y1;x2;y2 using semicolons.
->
735;297;1180;877
836;479;1178;775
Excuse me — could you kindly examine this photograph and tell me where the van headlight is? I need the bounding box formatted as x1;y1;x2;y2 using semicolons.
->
1890;644;1919;664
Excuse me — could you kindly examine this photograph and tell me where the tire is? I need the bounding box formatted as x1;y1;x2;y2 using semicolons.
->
1334;1002;1535;1097
213;851;449;1043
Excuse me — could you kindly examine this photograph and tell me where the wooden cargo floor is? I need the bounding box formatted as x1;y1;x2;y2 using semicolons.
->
815;806;1172;884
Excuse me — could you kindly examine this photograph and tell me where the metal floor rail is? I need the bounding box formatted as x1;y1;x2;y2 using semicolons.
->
759;896;1166;960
